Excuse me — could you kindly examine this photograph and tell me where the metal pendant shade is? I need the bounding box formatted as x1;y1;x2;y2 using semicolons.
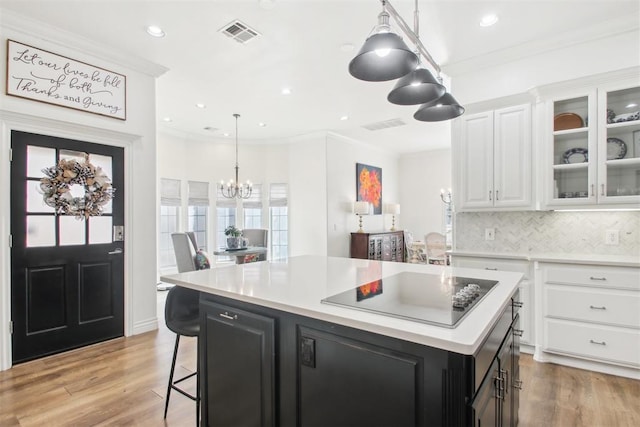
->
348;32;419;82
387;67;446;105
414;93;465;122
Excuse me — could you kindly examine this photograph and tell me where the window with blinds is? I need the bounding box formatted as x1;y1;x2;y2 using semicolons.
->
216;186;236;261
243;184;262;229
188;181;209;250
159;178;181;268
269;183;288;260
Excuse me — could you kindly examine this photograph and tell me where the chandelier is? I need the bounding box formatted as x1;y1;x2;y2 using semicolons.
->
220;113;252;199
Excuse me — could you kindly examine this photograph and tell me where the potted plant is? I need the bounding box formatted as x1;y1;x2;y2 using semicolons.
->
224;225;242;249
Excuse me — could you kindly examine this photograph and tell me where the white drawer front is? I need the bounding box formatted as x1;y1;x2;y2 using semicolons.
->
544;319;640;367
545;285;640;328
452;257;530;279
543;264;640;290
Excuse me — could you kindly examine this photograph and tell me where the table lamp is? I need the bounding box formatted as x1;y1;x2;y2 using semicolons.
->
383;203;400;231
354;201;371;233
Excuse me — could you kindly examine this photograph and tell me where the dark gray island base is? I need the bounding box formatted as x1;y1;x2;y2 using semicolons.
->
199;291;521;427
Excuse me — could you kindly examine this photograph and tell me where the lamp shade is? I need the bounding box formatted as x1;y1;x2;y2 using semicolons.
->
414;93;465;122
387;68;446;105
383;203;400;215
354;201;371;215
348;32;419;82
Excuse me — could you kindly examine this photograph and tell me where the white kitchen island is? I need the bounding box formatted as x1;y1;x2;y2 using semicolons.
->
161;255;524;427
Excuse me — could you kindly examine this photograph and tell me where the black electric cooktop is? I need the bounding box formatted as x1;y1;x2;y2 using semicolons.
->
321;272;499;328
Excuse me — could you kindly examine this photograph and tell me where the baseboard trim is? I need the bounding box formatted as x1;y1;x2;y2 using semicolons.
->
131;317;158;336
533;350;640;380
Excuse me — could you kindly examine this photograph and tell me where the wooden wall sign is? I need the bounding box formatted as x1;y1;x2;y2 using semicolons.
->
6;39;126;120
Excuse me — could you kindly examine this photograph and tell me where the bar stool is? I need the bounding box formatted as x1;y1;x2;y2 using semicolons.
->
164;285;200;424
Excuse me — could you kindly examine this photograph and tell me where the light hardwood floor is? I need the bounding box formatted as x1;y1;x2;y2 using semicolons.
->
1;292;638;426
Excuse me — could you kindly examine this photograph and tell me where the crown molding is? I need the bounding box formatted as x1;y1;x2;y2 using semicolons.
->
443;14;639;77
529;66;640;100
0;8;169;78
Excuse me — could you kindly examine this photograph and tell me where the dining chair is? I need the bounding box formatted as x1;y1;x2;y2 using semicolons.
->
404;231;427;263
241;229;268;262
171;232;198;273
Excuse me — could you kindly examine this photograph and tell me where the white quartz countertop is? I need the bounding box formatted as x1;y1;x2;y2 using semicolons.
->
449;250;640;267
161;255;523;355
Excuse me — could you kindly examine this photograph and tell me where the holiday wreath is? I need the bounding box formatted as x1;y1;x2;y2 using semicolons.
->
40;154;115;219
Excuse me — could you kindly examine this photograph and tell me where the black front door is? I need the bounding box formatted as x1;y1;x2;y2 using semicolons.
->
10;130;125;363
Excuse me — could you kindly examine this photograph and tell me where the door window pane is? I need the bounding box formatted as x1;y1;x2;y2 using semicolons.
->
26;145;55;178
59;149;86;163
26;215;55;247
89;216;113;244
88;154;113;180
27;181;54;213
59;216;85;246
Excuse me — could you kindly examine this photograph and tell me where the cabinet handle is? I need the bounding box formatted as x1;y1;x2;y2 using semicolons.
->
489;190;492;201
589;305;606;310
589;339;606;346
513;329;524;337
485;267;498;271
495;375;505;400
589;276;607;281
514;379;524;390
591;184;595;197
499;369;508;399
513;301;524;308
496;190;499;200
601;184;605;196
219;312;238;320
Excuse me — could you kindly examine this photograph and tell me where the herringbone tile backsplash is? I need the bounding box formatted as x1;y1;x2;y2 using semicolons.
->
455;211;640;256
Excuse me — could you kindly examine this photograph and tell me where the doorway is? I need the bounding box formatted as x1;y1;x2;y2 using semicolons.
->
10;130;125;363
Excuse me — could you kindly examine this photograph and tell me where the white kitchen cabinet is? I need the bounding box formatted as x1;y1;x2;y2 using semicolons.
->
538;262;640;371
451;255;534;349
542;82;640;208
455;104;532;211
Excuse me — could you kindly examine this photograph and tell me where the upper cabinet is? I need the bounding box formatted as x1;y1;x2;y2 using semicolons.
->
542;82;640;208
454;104;533;211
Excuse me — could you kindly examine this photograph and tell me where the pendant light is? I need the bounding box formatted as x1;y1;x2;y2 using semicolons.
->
220;114;253;199
414;93;465;122
387;65;445;105
348;1;418;82
349;0;465;121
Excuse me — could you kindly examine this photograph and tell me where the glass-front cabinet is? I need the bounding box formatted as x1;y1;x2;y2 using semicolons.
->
598;86;640;202
545;82;640;208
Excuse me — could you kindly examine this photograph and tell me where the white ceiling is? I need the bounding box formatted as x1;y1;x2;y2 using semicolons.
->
1;0;638;153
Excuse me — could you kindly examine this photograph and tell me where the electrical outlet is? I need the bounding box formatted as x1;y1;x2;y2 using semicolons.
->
605;229;619;245
485;228;495;241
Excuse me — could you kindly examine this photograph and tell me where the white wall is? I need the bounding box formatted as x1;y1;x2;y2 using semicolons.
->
398;149;452;242
326;133;400;258
0;11;164;370
451;30;639;107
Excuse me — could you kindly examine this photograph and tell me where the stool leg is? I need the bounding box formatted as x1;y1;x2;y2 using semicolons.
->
164;334;181;419
196;337;200;426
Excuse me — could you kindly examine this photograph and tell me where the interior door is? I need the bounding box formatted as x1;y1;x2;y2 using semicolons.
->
10;130;124;363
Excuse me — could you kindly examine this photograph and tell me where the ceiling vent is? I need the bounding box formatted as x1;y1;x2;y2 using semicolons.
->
219;20;260;44
362;118;406;131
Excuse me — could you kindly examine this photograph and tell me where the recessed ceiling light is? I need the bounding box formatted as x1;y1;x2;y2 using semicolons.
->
626;103;638;108
196;103;206;109
223;132;230;137
259;122;266;127
259;0;276;10
479;14;498;27
281;88;291;95
163;117;172;122
340;115;349;121
146;25;166;38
